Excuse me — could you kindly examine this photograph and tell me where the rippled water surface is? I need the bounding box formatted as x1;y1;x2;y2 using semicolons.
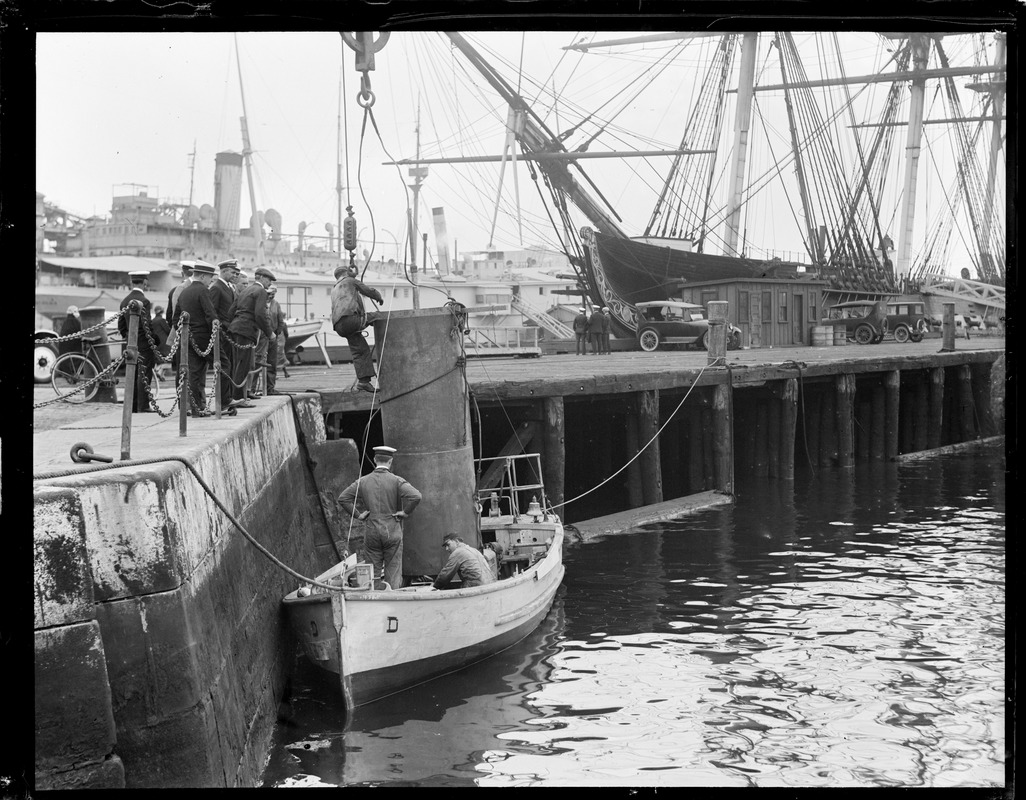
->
261;448;1006;788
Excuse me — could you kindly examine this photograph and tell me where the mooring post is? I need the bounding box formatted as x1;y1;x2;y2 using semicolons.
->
712;382;733;494
638;390;663;505
835;373;856;468
625;407;644;507
940;302;956;352
884;370;900;461
120;300;140;461
927;367;944;450
779;377;798;480
957;364;976;442
541;396;565;512
870;383;886;460
707;301;728;366
179;317;190;437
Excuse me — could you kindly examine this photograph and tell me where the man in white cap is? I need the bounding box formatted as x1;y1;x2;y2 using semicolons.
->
209;259;240;408
167;260;194;372
118;270;155;412
586;305;604;355
601;306;612;354
572;306;589;356
338;445;422;590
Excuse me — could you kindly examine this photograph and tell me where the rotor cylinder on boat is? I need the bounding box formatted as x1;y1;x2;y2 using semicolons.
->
372;308;478;577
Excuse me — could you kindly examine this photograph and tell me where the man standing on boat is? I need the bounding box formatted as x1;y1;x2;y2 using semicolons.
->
432;533;496;590
209;259;240;409
338;445;422;590
171;260;217;416
118;270;155;413
227;266;275;408
331;264;384;392
573;307;589;355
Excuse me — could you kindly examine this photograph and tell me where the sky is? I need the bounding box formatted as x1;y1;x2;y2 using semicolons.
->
36;30;1004;274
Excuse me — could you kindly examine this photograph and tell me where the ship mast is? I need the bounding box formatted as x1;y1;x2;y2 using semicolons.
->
234;34;264;261
893;34;931;281
723;33;758;258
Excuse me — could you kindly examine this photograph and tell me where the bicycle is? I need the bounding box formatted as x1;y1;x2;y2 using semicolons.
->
50;337;118;403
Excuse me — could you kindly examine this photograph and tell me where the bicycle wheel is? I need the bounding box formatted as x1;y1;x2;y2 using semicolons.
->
51;353;100;403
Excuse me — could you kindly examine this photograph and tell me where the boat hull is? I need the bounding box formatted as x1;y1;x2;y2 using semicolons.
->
283;526;564;708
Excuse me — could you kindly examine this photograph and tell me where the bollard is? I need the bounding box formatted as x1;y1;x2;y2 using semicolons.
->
120;300;141;460
940;302;956;352
70;442;114;464
78;306;118;403
707;301;728;365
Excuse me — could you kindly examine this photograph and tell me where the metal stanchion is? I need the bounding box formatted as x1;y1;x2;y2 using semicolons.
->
213;325;222;419
179;315;190;437
120;300;140;460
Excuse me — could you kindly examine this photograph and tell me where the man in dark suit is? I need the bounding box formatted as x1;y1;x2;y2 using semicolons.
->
172;260;217;416
167;260;194;372
227;265;275;408
209;259;240;409
118;270;155;412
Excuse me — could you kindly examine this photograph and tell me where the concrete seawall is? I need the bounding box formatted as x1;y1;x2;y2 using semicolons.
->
34;395;359;788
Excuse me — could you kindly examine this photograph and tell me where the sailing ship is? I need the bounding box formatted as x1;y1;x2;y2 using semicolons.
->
282;306;565;709
393;32;1006;335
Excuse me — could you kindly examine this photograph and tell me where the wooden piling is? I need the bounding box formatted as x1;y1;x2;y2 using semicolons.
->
661;403;682;499
541;396;566;512
927;367;944;450
701;406;715;489
871;382;886;460
884;370;900;461
856;395;871;462
957;364;976;442
801;386;821;471
820;385;837;467
777;378;798;480
638;390;663;505
971;363;995;437
755;401;769;477
712;383;733;494
625;407;644;507
767;388;781;478
835;373;856;468
687;410;704;491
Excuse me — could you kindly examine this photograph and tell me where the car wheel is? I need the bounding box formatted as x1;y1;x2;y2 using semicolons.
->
893;325;910;343
854;324;874;345
910;333;924;343
638;328;661;352
727;330;741;350
34;343;59;383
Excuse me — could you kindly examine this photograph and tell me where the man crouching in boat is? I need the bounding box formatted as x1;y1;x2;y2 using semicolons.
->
338;445;422;589
432;533;496;590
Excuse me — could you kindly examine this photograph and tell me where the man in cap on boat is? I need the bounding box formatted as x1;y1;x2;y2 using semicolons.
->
170;260;217;416
573;307;589;356
585;305;604;355
167;260;194;372
209;259;240;409
338;445;422;590
432;533;496;590
118;270;156;412
601;306;612;354
330;263;384;392
227;266;275;408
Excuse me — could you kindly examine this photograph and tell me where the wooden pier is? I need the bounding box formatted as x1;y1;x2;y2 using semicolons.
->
319;338;1004;522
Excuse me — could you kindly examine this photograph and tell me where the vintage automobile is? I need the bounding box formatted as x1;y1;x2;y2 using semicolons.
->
821;300;889;345
635;300;742;352
885;299;930;343
34;329;61;383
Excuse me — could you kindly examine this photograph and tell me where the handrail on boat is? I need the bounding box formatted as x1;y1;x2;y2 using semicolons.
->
474;452;548;517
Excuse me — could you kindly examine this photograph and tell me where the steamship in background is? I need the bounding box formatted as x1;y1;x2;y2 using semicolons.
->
35;149;583;363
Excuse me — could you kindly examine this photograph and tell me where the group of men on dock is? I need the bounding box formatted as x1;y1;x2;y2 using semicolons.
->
573;306;612;355
117;259;288;416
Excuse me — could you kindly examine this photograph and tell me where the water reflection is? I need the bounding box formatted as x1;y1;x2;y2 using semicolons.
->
262;447;1005;788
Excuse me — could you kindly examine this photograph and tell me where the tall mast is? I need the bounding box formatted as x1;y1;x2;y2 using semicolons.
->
723;32;758;257
234;34;264;259
894;34;931;281
409;102;424;309
337;63;344;253
979;32;1005;277
187;141;197;208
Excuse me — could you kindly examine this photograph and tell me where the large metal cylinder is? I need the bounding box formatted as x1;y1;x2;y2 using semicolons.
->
372;307;478;577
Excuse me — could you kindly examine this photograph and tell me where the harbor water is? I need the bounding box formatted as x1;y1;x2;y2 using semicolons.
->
260;445;1006;788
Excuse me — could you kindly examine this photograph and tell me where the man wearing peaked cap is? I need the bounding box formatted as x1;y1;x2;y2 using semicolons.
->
173;259;218;416
331;261;384;392
600;306;612;354
338;445;422;590
573;306;589;356
119;271;155;412
585;304;603;355
167;261;196;371
227;265;274;406
209;260;240;408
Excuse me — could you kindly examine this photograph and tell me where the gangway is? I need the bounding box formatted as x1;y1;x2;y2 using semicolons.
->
510;294;575;339
920;275;1005;316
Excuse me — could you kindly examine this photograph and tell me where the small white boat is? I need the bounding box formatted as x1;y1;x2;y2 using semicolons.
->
282;306;565;709
283;318;325;362
283;454;564;709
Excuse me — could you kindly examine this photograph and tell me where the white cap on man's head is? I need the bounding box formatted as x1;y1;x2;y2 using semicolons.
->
373;445;397;457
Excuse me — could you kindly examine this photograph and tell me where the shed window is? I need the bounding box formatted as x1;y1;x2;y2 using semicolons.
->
738;291;749;324
778;292;788;322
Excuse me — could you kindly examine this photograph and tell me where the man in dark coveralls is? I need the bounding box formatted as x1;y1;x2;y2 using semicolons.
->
209;259;240;409
227;266;275;408
171;260;217;416
330;264;384;392
338;445;422;590
586;306;604;355
118;270;155;412
432;533;496;590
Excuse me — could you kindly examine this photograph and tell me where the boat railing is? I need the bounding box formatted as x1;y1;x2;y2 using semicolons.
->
475;452;548;518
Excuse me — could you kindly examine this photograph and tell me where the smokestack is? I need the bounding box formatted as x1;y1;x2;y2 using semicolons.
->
214;151;244;235
325;222;335;253
432;207;451;276
297;221;307;251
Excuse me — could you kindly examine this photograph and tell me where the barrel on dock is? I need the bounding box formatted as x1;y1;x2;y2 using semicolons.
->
812;325;833;347
833;326;847;346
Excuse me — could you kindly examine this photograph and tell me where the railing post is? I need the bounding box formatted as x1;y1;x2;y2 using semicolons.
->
179;315;190;437
941;302;956;352
213;324;223;419
120;300;140;460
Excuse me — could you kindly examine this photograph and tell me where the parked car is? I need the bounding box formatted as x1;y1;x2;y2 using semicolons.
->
821;300;888;345
34;328;60;383
635;300;742;352
885;299;930;343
